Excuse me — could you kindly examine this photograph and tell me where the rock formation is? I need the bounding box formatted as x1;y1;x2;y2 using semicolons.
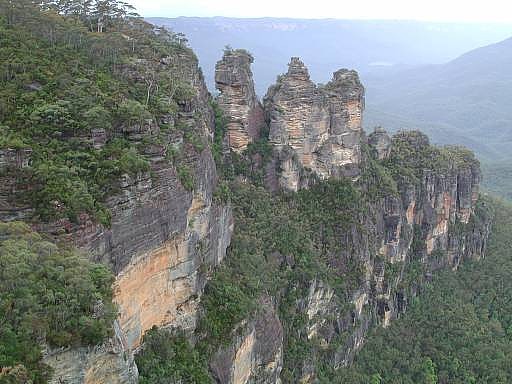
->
39;47;234;382
2;39;493;384
215;49;265;152
210;297;283;384
0;148;33;221
263;57;364;191
210;49;490;381
368;126;392;160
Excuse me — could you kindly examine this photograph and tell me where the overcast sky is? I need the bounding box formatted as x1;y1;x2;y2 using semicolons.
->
130;0;512;22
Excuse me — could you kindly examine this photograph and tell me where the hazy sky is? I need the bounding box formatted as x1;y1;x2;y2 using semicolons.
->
131;0;512;22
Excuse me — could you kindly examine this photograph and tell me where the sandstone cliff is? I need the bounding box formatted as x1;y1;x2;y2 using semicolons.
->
0;33;493;384
206;129;491;384
197;52;491;384
215;49;265;153
263;58;364;191
37;45;234;383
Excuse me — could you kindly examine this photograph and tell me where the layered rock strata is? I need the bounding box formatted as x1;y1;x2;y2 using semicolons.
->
263;57;364;191
215;49;265;152
42;49;234;381
210;297;283;384
210;49;490;380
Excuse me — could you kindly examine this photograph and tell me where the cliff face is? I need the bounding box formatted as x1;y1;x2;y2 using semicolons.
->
203;53;492;384
38;48;234;382
209;297;283;384
215;49;265;153
1;35;493;384
263;58;364;191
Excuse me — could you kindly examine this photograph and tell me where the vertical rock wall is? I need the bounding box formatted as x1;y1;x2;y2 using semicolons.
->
263;58;364;191
43;49;234;382
209;50;491;383
215;49;265;153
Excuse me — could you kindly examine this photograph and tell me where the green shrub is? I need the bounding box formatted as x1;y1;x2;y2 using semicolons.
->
0;222;116;383
136;328;212;384
177;165;194;191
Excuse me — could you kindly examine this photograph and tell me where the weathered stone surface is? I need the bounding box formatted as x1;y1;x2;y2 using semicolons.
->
263;58;364;191
0;148;33;221
113;200;233;350
368;126;392;160
39;45;234;382
43;322;137;384
276;132;491;381
216;49;265;153
210;297;283;384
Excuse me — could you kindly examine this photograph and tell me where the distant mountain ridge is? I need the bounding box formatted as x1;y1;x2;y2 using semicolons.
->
149;17;512;198
148;17;512;95
364;36;512;161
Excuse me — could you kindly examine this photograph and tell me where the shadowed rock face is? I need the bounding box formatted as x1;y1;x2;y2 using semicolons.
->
24;47;491;384
368;126;392;160
263;57;365;191
215;49;265;152
210;297;283;384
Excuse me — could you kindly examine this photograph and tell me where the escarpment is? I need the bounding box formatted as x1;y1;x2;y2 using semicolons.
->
0;15;494;383
188;51;492;383
43;52;234;382
0;17;233;382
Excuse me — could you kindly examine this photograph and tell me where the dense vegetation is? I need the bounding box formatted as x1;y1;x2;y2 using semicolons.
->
481;160;512;201
328;197;512;383
0;2;205;383
135;130;485;383
0;222;115;383
0;0;199;225
136;328;211;384
136;177;368;383
2;3;509;384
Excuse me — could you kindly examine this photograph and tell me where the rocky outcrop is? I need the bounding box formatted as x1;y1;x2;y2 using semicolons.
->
0;148;33;221
202;52;492;383
43;47;234;381
216;49;265;152
210;297;283;384
368;126;392;160
43;322;137;384
10;44;493;384
293;131;490;380
263;58;364;191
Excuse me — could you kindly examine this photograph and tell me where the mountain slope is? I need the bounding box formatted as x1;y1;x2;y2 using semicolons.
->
337;197;512;383
364;37;512;161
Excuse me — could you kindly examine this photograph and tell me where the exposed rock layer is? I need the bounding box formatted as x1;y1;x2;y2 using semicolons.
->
210;297;283;384
215;49;265;152
40;48;234;381
263;58;364;191
211;50;491;382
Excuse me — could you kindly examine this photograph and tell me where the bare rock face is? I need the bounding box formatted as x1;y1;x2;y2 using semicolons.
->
215;49;265;152
43;322;137;384
210;297;283;384
368;126;392;160
0;148;33;221
43;47;234;381
263;58;364;191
